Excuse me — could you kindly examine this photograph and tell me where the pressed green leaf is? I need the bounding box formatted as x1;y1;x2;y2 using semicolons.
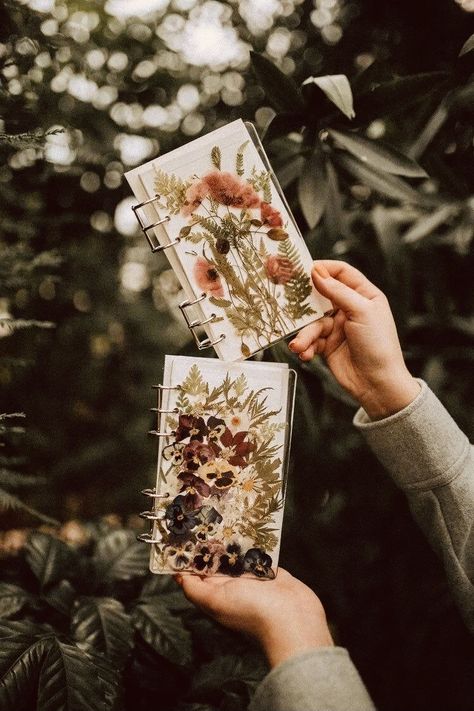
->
303;74;355;119
132;599;192;666
328;129;428;178
71;596;133;669
0;583;33;618
94;529;149;582
402;204;460;244
335;152;425;204
297;150;329;228
210;146;221;170
25;532;78;589
208;295;232;308
251;52;304;113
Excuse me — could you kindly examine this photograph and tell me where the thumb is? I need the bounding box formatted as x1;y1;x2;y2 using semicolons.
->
179;574;214;609
312;265;369;319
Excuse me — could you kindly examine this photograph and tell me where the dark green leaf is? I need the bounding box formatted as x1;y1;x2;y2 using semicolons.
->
354;72;449;125
0;489;59;525
459;33;474;57
328;128;427;177
71;596;133;669
191;653;266;696
402;204;459;244
335;152;426;204
297;150;329;228
275;154;305;189
302;74;355;119
94;529;149;582
0;583;33;618
262;112;303;142
132;599;192;666
250;52;304;113
42;580;76;616
25;532;78;589
0;621;119;711
323;160;343;241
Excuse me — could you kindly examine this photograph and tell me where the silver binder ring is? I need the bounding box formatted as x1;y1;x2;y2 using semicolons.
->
131;196;176;253
179;294;226;350
150;406;179;414
148;429;176;437
139;510;166;520
136;532;163;544
141;489;171;498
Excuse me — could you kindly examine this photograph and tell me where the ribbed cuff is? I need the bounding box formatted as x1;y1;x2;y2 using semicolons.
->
249;647;375;711
353;380;471;491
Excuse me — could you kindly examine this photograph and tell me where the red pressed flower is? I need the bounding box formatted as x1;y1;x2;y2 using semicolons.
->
178;472;211;509
218;428;255;467
193;257;224;297
181;179;209;217
260;202;283;227
202;170;260;209
175;414;207;442
264;255;296;285
182;440;215;471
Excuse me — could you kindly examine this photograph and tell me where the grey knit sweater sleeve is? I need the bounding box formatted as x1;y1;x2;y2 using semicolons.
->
353;379;474;633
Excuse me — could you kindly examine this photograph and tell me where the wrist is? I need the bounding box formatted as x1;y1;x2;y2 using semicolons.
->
359;371;420;421
258;613;334;669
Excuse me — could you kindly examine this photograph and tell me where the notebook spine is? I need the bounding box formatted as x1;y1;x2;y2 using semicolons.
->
137;384;179;545
131;195;226;351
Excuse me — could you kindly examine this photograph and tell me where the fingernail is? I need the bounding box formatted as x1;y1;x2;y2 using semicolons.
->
288;341;297;352
313;263;330;279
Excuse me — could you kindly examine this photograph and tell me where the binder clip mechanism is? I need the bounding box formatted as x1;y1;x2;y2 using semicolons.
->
132;195;176;254
179;293;225;350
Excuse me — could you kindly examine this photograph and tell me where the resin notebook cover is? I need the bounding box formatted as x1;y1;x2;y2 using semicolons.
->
126;119;331;361
140;355;296;579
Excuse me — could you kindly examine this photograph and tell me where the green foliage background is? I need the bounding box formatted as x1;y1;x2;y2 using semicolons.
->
0;1;473;709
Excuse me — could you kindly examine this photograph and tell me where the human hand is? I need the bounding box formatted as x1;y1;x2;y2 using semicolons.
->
289;260;420;419
176;568;333;668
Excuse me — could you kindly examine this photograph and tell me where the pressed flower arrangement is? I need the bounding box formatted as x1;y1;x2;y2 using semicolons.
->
153;141;316;357
151;363;287;579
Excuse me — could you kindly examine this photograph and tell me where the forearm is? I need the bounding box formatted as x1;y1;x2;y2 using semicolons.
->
354;380;474;631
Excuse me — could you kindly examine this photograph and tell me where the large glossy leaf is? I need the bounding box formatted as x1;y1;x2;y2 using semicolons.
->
71;596;133;669
402;204;459;244
302;74;355;119
132;599;192;666
335;152;426;204
262;112;304;143
191;653;266;696
0;488;59;525
354;72;449;124
25;531;78;589
250;52;304;113
0;621;119;711
94;529;149;582
275;154;305;189
0;583;33;618
328;128;427;177
297;150;329;228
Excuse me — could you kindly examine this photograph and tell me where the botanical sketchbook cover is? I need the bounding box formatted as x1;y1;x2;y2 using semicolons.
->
126;119;331;361
147;355;296;579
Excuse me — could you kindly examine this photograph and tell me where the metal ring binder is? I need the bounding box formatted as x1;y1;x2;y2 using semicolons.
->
139;510;165;520
179;294;226;350
150;406;179;414
131;195;175;253
140;489;170;498
148;429;176;437
137;532;163;544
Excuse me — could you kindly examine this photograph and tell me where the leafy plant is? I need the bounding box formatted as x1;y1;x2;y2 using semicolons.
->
0;525;266;711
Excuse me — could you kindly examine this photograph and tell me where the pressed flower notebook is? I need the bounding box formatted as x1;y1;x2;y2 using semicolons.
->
140;355;296;579
126;119;331;361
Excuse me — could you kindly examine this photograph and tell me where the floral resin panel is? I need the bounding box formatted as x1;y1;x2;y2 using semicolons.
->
126;119;331;361
145;356;296;579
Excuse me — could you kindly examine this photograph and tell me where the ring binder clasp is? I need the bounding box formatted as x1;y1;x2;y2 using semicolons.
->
179;294;226;350
141;489;170;498
132;195;176;253
139;510;166;520
136;532;163;544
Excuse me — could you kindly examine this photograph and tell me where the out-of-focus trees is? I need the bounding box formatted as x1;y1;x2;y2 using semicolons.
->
1;1;473;710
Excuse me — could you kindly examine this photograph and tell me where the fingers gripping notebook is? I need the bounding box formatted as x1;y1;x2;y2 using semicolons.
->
139;356;296;579
126;119;331;361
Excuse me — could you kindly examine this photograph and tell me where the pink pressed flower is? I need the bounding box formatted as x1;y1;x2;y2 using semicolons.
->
264;255;296;285
260;202;283;227
181;179;209;217
193;256;224;297
202;170;260;209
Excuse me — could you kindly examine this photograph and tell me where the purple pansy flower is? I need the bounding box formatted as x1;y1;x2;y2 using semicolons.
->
243;548;275;579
